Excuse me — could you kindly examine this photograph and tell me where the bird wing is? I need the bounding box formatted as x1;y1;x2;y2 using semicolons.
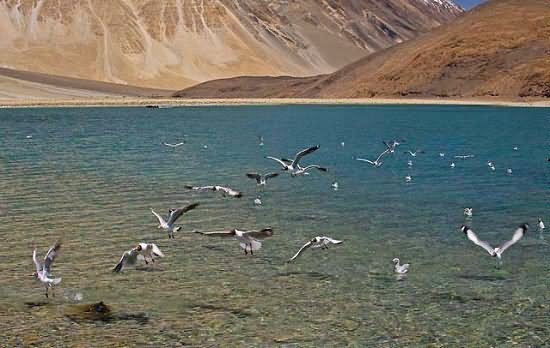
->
375;149;390;162
496;226;526;255
184;185;215;192
322;237;343;244
150;243;164;258
246;173;262;184
288;241;313;262
194;230;235;238
167;203;200;225
383;141;393;151
356;158;375;165
151;209;166;225
266;156;288;168
292;145;320;166
32;249;43;273
113;249;140;273
264;173;279;180
243;228;274;240
43;241;61;274
301;165;328;172
465;228;495;256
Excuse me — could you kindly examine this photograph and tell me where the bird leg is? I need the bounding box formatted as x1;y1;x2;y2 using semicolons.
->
244;247;248;255
250;244;254;255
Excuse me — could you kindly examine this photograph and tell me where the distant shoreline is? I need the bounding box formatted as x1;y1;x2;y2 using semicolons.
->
1;97;549;108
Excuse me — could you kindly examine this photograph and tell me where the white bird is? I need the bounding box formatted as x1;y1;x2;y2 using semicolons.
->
151;203;200;238
538;218;545;231
392;258;410;274
405;175;412;183
383;139;404;153
407;160;413;167
454;155;475;159
507;168;513;175
487;161;493;167
341;142;345;147
195;228;274;255
258;136;264;146
439;152;445;157
26;135;33;139
246;172;279;186
490;165;496;171
355;149;389;167
513;146;518;151
185;185;242;198
254;196;262;205
203;144;208;149
287;236;343;262
164;142;184;148
450;162;456;168
266;145;320;172
331;181;339;190
404;150;424;157
460;224;529;260
291;164;328;177
464;208;473;218
32;241;62;298
113;243;164;273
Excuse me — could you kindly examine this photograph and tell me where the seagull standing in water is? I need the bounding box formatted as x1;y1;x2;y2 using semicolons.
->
246;172;279;186
194;228;274;255
258;136;264;146
405;175;412;183
507;168;513;175
266;145;320;172
392;258;410;274
32;241;62;298
450;162;456;168
538;218;545;231
464;208;473;218
287;236;343;262
254;196;262;205
151;203;200;238
331;181;339;190
113;243;164;272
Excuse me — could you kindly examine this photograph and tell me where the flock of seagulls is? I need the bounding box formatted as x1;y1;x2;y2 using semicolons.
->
31;134;546;297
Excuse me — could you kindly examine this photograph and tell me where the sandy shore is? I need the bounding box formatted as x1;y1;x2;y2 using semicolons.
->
1;97;549;108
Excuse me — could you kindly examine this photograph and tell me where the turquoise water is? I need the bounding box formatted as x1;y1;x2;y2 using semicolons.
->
0;105;548;347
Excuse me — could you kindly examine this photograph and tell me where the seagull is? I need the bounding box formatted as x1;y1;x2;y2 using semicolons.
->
489;164;496;171
494;224;529;259
405;175;412;183
258;136;264;146
487;161;493;167
266;145;320;172
513;146;518;151
194;228;274;255
355;149;389;167
164;142;184;148
538;218;545;231
151;203;200;238
464;208;473;218
113;243;164;273
341;142;345;147
254;196;262;205
203;144;208;149
184;185;242;198
404;150;424;157
331;181;339;190
450;162;455;168
246;172;279;186
26;135;33;139
287;236;343;262
460;224;529;260
507;168;513;175
384;139;404;153
32;241;62;298
407;160;413;167
439;153;445;157
291;165;328;177
454;155;475;159
392;258;410;274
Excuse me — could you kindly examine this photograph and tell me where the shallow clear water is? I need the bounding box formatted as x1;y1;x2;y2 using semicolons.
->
0;105;548;347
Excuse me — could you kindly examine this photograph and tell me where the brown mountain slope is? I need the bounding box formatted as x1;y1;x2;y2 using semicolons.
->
175;0;550;99
0;0;461;90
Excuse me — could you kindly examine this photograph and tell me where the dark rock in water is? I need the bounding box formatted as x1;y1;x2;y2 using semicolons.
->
64;301;148;324
24;301;49;308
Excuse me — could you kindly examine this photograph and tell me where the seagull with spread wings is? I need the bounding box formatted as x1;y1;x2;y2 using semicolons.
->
195;228;274;255
32;241;62;298
355;149;389;167
185;185;242;198
113;243;164;273
151;203;200;238
287;236;343;262
266;145;320;172
460;224;529;260
246;172;279;186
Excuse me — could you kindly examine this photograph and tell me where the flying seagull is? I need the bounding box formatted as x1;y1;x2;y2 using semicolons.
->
32;241;62;298
355;149;389;167
404;150;424;157
194;228;274;255
151;203;200;238
392;258;410;274
266;145;320;172
164;142;184;148
113;243;164;273
287;236;343;262
460;224;529;260
185;185;242;198
246;172;279;186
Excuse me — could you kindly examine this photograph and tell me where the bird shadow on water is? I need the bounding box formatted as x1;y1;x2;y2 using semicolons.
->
457;273;507;282
64;301;149;324
273;271;334;281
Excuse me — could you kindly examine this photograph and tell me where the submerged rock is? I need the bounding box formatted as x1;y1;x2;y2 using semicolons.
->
64;301;112;322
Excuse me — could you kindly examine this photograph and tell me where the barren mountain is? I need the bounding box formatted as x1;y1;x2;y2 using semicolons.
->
0;0;461;90
175;0;550;99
